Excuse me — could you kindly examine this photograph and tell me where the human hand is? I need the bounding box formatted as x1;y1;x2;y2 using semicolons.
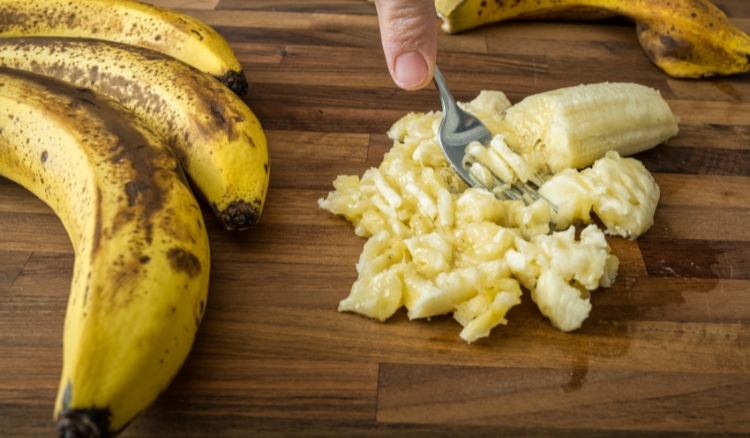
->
373;0;437;90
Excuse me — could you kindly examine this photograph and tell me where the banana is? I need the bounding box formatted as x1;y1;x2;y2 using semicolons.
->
0;67;210;437
0;0;248;95
0;37;269;231
436;0;750;78
492;82;679;174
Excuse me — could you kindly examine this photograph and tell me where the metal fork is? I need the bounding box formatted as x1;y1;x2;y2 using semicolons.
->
433;66;551;208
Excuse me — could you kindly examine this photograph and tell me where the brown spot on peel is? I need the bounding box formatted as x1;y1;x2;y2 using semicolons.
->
167;247;201;278
0;38;260;234
125;180;151;207
1;68;170;234
91;187;103;260
209;101;226;126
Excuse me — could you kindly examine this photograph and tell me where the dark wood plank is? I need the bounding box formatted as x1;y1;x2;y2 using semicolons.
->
654;174;750;208
0;211;71;253
662;123;750;150
122;416;750;438
377;363;750;432
0;250;31;295
638;238;750;279
666;99;750;126
667;77;750;102
636;146;750;176
177;305;750;374
266;130;370;162
711;0;750;17
145;358;380;421
644;206;750;241
593;278;750;324
217;0;377;15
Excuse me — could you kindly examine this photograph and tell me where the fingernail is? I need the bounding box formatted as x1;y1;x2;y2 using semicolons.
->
394;51;429;89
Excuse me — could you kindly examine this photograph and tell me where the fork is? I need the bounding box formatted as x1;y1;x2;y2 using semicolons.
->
433;66;551;208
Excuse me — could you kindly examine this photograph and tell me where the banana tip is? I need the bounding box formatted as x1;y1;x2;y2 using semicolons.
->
56;410;111;438
217;70;248;97
216;201;260;231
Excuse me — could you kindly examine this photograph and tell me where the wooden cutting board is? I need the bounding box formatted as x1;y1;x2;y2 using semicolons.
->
1;0;749;436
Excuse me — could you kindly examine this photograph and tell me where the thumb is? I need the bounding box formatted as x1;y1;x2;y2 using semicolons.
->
374;0;437;90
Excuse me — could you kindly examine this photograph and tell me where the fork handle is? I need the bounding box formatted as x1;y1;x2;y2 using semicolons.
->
432;66;455;114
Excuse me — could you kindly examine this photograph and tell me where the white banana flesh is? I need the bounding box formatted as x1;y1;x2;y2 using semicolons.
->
539;151;661;239
320;82;674;342
465;82;675;237
0;67;210;437
499;82;679;174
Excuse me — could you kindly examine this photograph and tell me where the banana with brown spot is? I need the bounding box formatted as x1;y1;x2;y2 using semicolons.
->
0;67;210;438
436;0;750;78
0;37;269;230
0;0;248;95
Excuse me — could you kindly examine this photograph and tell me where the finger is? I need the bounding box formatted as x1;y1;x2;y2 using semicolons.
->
374;0;437;90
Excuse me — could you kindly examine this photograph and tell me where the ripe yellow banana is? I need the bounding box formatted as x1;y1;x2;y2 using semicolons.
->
436;0;750;78
0;0;248;95
0;67;210;437
0;37;269;231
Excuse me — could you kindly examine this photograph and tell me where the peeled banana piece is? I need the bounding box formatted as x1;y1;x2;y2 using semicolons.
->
461;83;672;238
0;37;269;231
496;82;679;174
0;67;210;437
436;0;750;78
0;0;249;95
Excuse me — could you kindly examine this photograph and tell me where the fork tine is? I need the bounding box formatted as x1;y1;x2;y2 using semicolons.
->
464;152;558;211
434;66;557;219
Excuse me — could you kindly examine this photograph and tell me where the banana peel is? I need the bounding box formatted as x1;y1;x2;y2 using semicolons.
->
435;0;750;78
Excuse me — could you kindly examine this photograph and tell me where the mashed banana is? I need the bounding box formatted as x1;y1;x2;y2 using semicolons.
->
320;89;666;342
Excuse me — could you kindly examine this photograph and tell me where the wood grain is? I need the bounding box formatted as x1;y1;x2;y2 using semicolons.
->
1;0;750;436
